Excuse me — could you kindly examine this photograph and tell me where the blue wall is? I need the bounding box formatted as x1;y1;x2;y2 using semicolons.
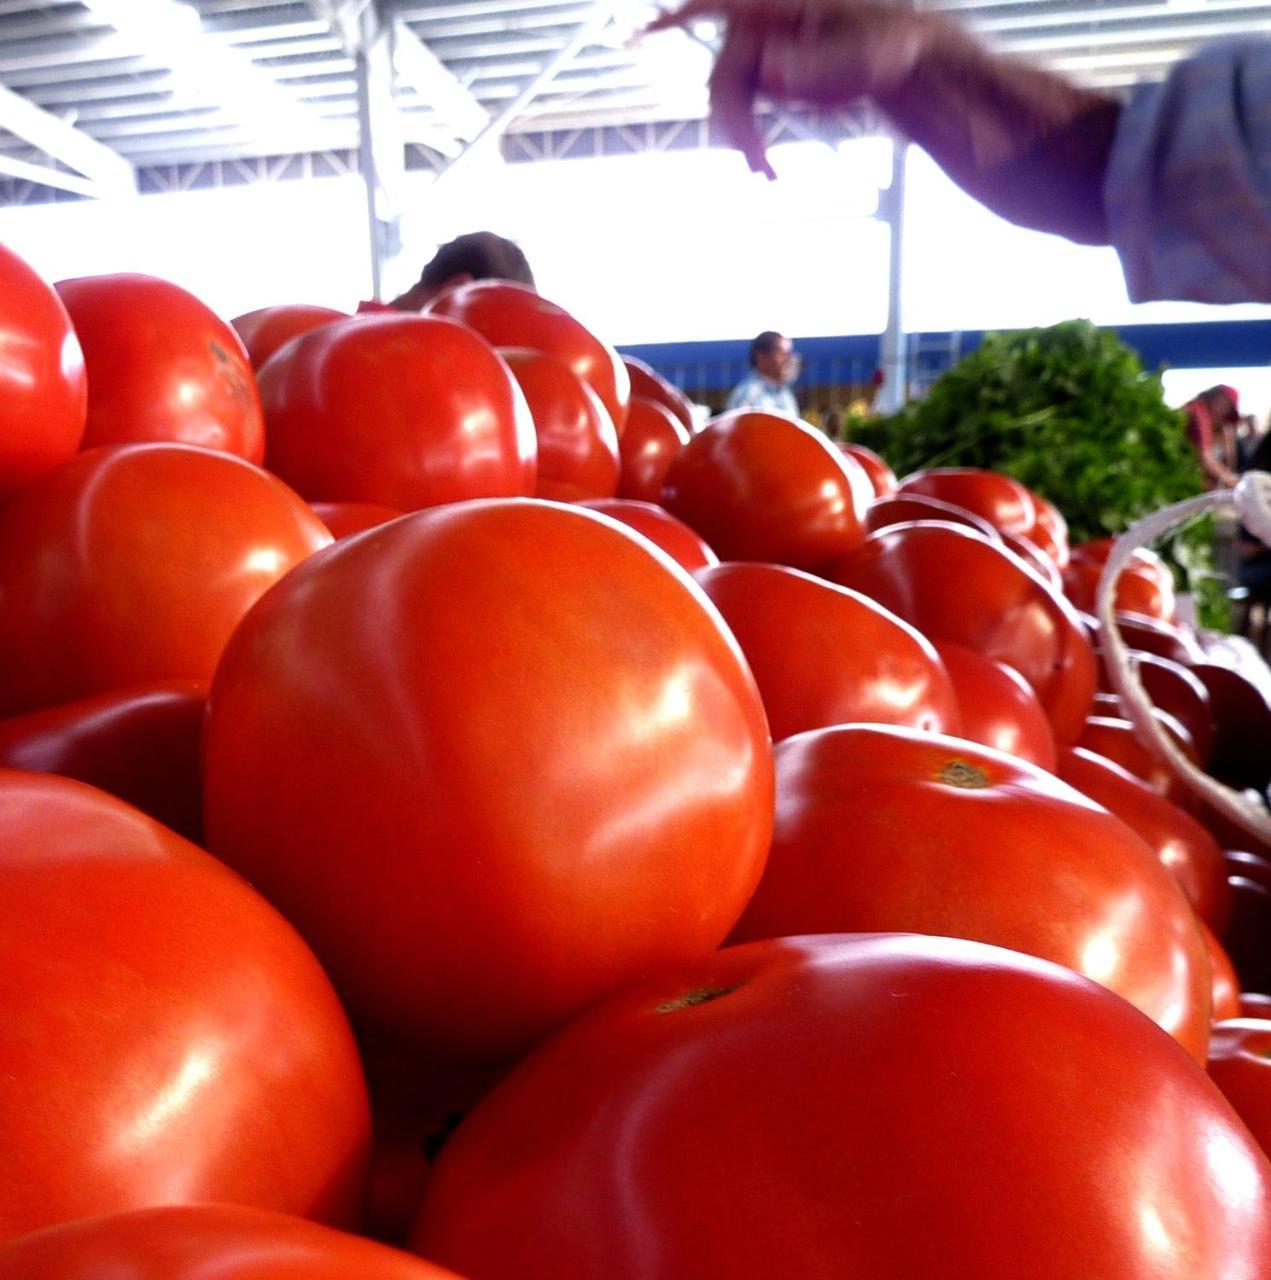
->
619;320;1271;396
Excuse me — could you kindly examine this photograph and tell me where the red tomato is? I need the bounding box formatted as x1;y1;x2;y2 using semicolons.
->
839;442;896;496
1063;558;1177;624
1204;922;1242;1020
0;1205;462;1280
694;561;960;742
0;243;86;497
203;500;773;1065
0;771;370;1243
230;303;348;370
1090;609;1205;666
1001;528;1064;591
865;494;998;539
932;640;1057;770
661;410;873;570
1209;1020;1271;1157
56;274;263;462
621;356;694;432
413;934;1271;1277
1077;714;1197;807
1071;536;1175;596
829;521;1097;745
729;725;1210;1059
311;501;405;540
499;348;619;502
0;443;330;716
1191;662;1271;793
616;396;691;504
1227;875;1271;994
1096;650;1214;764
1242;993;1271;1018
259;314;535;511
1058;746;1231;933
1022;492;1070;569
895;467;1036;536
428;281;630;433
0;681;206;842
576;498;719;572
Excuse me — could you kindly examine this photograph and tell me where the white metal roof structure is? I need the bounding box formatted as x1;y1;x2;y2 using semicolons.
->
2;0;1269;206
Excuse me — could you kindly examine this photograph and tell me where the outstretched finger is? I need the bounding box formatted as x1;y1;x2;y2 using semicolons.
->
708;25;776;178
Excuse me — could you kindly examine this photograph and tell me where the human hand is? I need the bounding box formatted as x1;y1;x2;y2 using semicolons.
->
646;0;934;176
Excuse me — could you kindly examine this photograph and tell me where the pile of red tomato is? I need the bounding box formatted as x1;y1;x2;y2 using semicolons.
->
2;240;1271;1278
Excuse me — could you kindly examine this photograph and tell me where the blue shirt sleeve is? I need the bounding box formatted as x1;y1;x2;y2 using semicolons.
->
1104;39;1271;303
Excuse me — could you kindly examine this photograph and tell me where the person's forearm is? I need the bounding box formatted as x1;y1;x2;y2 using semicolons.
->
1200;449;1239;488
876;20;1121;245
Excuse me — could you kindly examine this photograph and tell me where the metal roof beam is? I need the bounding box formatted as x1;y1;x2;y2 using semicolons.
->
392;22;488;139
0;77;134;196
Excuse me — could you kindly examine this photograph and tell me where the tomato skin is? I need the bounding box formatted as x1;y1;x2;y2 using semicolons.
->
1209;1019;1271;1158
0;443;331;716
1090;609;1205;666
1058;746;1231;933
662;410;873;570
311;501;405;540
203;499;773;1065
621;356;694;432
694;561;961;741
429;282;630;433
0;771;370;1243
932;640;1057;770
1077;714;1197;807
413;933;1271;1277
829;521;1097;745
1096;651;1214;765
499;348;619;502
231;304;347;370
895;467;1036;536
1242;993;1271;1017
0;244;86;497
575;498;719;572
1000;529;1064;591
616;396;691;504
0;1205;462;1280
1191;662;1271;794
0;681;206;842
1023;492;1070;569
259;314;535;511
731;725;1210;1059
56;274;263;462
1063;558;1177;624
1203;922;1242;1020
865;494;998;539
839;442;896;496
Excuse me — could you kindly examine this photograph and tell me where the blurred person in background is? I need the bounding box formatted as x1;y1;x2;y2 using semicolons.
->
1183;385;1242;490
649;1;1270;303
359;231;535;313
728;330;801;415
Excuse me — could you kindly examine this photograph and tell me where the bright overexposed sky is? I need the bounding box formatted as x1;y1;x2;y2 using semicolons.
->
1;138;1267;347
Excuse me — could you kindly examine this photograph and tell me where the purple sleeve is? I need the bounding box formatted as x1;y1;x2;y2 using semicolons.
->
1105;39;1271;302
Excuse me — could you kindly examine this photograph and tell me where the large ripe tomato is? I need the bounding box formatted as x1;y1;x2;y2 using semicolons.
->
730;725;1211;1059
1000;529;1064;591
1077;714;1197;807
864;494;998;539
693;561;960;741
0;243;86;497
1090;609;1205;665
616;396;691;504
1204;923;1242;1020
1063;558;1177;624
428;281;630;433
311;501;405;540
1097;650;1214;764
661;410;873;570
203;499;773;1065
1243;994;1271;1018
230;303;348;370
621;356;694;431
1191;662;1271;793
55;274;263;462
895;467;1036;536
0;771;370;1244
839;443;896;496
1209;1020;1271;1157
576;498;719;572
931;640;1057;770
412;934;1271;1277
499;348;619;502
0;681;206;842
829;521;1096;744
0;1205;462;1280
1022;491;1070;569
1072;536;1174;596
1058;746;1231;932
0;443;331;716
259;314;535;510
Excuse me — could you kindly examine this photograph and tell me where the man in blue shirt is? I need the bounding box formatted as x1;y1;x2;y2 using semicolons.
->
649;3;1270;303
727;330;801;415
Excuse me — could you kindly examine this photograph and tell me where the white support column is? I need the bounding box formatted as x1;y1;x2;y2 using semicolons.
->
875;136;908;414
355;4;405;301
